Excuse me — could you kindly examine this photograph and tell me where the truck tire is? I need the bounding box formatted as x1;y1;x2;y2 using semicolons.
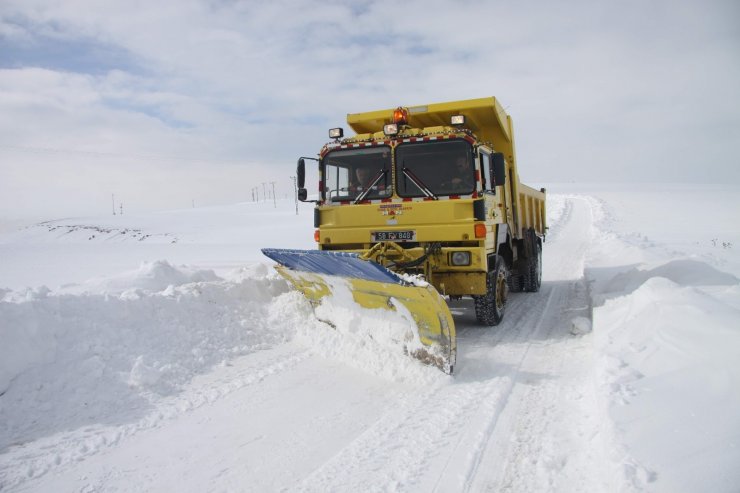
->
508;271;523;292
474;256;508;326
523;241;542;292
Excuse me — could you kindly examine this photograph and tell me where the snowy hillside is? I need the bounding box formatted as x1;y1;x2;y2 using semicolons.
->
1;184;739;492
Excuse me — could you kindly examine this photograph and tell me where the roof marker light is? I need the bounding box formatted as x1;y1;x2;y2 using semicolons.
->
393;107;409;125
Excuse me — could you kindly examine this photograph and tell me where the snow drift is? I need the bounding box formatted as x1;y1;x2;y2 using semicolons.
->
0;263;290;449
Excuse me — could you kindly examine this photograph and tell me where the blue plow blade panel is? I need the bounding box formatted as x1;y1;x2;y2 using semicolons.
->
261;249;404;285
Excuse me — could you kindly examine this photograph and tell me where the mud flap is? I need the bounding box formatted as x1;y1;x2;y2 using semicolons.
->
262;248;456;373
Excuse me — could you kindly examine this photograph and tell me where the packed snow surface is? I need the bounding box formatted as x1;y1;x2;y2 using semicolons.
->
1;184;739;492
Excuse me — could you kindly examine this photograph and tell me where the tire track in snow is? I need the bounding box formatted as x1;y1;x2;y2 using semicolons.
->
291;270;561;491
478;286;587;491
383;196;603;492
453;286;559;493
0;345;312;491
544;194;574;243
291;377;513;492
460;196;612;492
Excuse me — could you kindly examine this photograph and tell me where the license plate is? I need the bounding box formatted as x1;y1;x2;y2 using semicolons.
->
372;230;416;242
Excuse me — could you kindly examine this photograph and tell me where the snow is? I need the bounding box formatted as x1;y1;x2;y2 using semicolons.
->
1;184;739;492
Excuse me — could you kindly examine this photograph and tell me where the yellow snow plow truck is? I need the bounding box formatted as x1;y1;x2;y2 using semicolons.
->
263;97;546;374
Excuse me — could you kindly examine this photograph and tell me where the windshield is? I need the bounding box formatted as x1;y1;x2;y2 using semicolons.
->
322;146;391;201
395;140;475;197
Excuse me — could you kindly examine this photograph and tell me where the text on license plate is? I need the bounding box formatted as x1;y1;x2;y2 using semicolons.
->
372;230;416;242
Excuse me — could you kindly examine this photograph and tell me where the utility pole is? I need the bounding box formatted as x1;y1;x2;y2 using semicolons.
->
112;193;116;215
120;203;123;215
270;181;276;208
262;182;267;202
291;176;298;215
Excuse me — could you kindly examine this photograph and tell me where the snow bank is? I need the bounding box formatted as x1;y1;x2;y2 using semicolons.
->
0;262;291;451
597;259;738;299
584;205;740;491
64;259;221;295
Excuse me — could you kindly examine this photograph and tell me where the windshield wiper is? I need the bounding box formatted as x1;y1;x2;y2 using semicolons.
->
354;169;388;204
402;166;438;200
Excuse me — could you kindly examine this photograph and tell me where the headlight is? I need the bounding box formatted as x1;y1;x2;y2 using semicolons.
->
450;251;471;266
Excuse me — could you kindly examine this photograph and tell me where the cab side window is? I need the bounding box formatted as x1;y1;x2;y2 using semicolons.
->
480;151;492;192
324;163;350;200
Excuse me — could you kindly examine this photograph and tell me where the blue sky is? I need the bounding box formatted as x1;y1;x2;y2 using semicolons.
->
1;0;739;219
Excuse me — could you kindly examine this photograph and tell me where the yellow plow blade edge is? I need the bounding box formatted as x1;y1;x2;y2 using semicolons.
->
263;249;456;373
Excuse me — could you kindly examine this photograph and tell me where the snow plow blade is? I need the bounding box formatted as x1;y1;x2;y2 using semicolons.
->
262;248;456;373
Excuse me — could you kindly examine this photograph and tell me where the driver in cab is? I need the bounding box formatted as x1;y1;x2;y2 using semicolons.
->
351;165;387;197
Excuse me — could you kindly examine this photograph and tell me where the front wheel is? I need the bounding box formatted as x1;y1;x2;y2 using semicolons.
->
474;256;508;326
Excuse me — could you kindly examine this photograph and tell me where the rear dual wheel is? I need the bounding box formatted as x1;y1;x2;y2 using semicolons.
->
474;256;508;326
523;241;542;292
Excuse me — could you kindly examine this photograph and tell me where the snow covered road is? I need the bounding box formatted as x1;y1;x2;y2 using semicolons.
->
2;186;739;492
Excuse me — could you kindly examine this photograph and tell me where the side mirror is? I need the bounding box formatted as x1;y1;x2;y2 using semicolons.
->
298;188;307;201
492;152;506;187
297;158;306;188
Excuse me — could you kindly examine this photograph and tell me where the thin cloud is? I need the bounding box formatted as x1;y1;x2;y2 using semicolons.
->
1;0;739;219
